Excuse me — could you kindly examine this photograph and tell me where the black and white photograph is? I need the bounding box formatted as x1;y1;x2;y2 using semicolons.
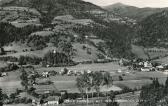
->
0;0;168;106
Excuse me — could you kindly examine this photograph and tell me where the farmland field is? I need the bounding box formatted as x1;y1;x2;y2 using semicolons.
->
37;62;126;73
0;71;23;94
131;45;148;59
4;104;31;106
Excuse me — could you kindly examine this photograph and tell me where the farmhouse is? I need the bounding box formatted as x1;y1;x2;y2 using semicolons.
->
44;96;59;106
119;58;130;66
141;67;151;72
156;65;164;71
42;71;49;78
1;72;7;77
144;61;153;68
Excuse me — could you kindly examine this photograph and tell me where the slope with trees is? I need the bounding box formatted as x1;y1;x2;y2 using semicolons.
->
136;11;168;47
104;3;168;22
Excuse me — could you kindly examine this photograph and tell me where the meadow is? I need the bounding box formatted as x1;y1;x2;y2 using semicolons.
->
0;71;23;94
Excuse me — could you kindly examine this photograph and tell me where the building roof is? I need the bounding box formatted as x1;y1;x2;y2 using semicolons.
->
46;96;60;101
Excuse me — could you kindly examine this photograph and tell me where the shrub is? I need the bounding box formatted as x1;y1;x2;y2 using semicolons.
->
119;76;123;81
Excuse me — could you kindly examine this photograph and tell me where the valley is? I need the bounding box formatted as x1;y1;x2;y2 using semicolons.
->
0;0;168;106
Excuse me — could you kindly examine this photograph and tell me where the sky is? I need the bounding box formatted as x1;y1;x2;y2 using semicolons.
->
83;0;168;8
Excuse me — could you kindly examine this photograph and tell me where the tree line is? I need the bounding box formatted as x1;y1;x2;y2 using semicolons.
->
138;77;168;106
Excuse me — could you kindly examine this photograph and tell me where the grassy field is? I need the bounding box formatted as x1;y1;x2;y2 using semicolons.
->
131;45;168;60
4;104;31;106
72;43;101;62
0;71;23;94
114;71;168;89
1;66;167;96
2;42;104;63
154;56;168;64
37;62;125;73
0;62;167;106
0;61;8;68
144;47;168;59
36;75;122;93
131;45;148;60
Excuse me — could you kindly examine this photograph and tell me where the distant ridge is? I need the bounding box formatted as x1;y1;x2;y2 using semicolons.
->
104;2;168;21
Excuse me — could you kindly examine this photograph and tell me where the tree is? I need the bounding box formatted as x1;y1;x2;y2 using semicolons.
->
18;56;26;65
163;77;168;95
57;37;74;65
20;68;29;90
76;71;92;106
103;72;113;103
92;71;104;102
119;76;123;81
76;71;113;105
0;88;3;106
0;48;6;55
106;91;119;106
138;78;163;106
165;77;168;88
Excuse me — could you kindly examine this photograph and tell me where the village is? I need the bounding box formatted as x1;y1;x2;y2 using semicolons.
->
0;54;168;106
1;0;168;106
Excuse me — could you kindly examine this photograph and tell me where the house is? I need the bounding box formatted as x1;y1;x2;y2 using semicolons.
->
60;68;69;75
139;62;144;66
144;61;153;68
86;70;92;74
42;72;49;78
156;65;164;71
119;58;130;66
67;70;76;76
141;67;151;72
1;72;7;77
44;96;59;105
117;69;122;73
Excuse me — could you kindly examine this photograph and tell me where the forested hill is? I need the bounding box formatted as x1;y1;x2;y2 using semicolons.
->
0;0;136;60
136;10;168;47
104;3;168;22
0;0;105;15
0;0;106;24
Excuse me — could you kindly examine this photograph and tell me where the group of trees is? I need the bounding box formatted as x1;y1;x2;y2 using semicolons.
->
27;35;48;50
0;88;3;106
136;11;168;47
43;36;76;67
138;77;168;106
43;50;75;67
73;20;135;59
0;63;19;73
76;71;114;105
0;22;43;46
18;56;42;65
0;56;18;62
20;68;29;91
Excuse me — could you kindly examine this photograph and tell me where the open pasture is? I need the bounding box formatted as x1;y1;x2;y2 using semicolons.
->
114;71;168;89
37;62;126;73
0;71;23;94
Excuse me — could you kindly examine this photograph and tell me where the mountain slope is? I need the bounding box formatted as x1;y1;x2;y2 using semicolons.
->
136;10;168;47
104;3;168;21
0;0;136;60
0;0;105;15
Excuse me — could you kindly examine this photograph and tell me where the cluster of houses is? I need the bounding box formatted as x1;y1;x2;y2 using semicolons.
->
133;60;168;72
41;68;93;78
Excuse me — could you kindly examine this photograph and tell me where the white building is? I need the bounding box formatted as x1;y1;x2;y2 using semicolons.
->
42;72;49;78
144;61;152;68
